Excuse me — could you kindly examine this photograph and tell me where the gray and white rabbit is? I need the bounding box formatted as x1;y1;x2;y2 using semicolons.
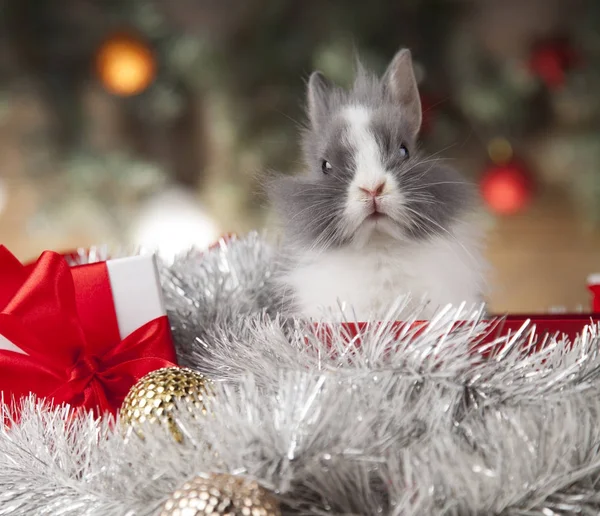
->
268;48;487;320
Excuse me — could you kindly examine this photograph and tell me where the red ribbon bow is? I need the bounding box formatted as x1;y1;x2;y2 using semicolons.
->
0;246;178;417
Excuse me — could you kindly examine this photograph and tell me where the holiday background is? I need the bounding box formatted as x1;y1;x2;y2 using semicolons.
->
0;0;598;313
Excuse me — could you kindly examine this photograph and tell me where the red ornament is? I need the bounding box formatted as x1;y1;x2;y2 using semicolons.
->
480;160;533;215
528;37;580;89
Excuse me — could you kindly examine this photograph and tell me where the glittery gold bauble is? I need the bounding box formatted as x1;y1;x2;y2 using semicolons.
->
96;33;156;96
119;367;213;443
160;473;282;516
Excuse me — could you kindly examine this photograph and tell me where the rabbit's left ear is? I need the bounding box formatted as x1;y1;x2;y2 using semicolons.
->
383;49;422;136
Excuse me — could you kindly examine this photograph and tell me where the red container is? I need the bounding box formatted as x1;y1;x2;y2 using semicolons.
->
311;314;600;358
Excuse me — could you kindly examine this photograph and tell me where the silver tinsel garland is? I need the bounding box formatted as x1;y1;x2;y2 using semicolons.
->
2;233;600;515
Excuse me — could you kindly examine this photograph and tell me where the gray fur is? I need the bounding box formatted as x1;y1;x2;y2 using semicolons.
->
306;71;332;131
382;48;422;136
268;48;476;249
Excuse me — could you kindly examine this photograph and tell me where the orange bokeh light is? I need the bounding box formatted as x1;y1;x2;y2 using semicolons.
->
96;33;156;97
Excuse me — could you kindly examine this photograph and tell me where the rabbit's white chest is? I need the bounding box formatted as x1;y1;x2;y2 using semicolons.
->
281;229;485;321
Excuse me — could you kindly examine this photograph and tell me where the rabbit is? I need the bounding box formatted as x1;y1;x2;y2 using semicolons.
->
268;48;488;321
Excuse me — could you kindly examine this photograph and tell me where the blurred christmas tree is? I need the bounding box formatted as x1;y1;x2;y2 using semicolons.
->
0;0;599;258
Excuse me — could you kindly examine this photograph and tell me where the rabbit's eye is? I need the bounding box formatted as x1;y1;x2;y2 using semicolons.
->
399;144;409;159
321;160;332;174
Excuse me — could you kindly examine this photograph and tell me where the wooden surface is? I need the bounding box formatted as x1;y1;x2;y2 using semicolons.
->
486;186;600;312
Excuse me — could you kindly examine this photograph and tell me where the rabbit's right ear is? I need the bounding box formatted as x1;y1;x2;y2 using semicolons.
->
307;71;332;130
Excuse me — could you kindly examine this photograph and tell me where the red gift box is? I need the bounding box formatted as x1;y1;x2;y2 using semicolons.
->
317;313;600;358
0;246;178;417
306;315;599;368
312;275;600;354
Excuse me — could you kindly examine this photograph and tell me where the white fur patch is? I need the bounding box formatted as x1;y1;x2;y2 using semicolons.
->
341;105;405;244
343;106;387;189
343;106;386;190
281;221;487;321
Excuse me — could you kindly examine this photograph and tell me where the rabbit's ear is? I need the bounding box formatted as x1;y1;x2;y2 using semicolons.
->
383;49;422;137
307;71;332;131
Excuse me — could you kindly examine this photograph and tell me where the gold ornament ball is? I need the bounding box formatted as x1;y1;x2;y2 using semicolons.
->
119;367;213;443
160;473;282;516
96;33;156;96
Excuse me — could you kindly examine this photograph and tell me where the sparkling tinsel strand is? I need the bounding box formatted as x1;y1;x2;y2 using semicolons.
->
2;233;600;514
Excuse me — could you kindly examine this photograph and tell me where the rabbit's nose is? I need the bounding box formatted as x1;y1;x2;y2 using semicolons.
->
359;181;386;198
